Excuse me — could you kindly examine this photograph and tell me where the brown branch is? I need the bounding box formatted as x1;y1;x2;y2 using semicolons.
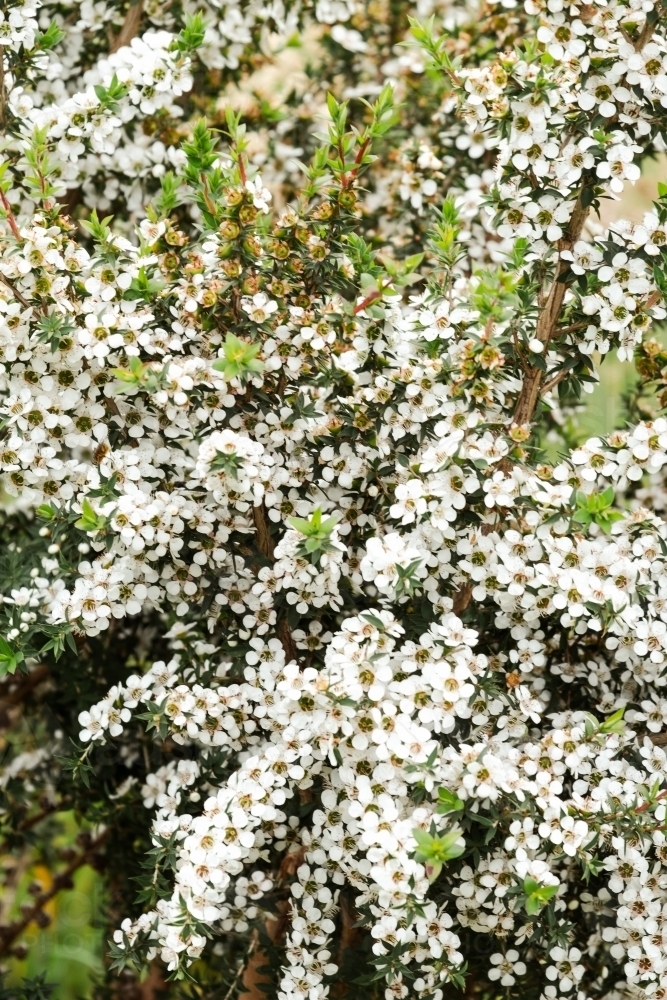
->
238;913;286;1000
512;195;590;427
0;274;31;312
635;789;667;814
353;283;389;315
238;155;247;187
252;503;275;560
509;6;658;428
645;288;662;311
541;368;573;395
337;892;364;994
0;829;107;955
555;320;591;336
511;328;530;376
16;808;56;835
224;939;257;1000
105;393;122;419
0;189;20;240
252;505;298;662
0;799;69;855
618;22;635;46
341;137;372;190
239;849;306;1000
58;185;82;220
110;0;144;53
634;16;657;50
452;582;473;617
0;47;5;127
277;618;298;664
138;961;167;1000
536;281;664;399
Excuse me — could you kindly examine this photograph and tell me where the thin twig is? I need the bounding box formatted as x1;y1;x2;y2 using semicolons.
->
0;274;30;311
0;46;5;126
110;0;144;52
0;190;21;241
555;321;591;336
645;288;662;311
251;505;298;662
542;368;572;395
511;328;531;376
223;939;257;1000
512;193;590;426
353;282;389;315
0;800;70;860
634;16;657;50
0;829;107;955
635;789;667;815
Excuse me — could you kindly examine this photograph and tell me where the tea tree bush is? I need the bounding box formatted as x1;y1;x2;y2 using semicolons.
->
4;0;667;998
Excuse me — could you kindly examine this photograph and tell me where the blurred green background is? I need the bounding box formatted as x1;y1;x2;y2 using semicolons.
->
2;813;105;997
576;155;667;439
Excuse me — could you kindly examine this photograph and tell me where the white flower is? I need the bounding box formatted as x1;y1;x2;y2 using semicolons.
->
241;292;278;324
489;950;526;986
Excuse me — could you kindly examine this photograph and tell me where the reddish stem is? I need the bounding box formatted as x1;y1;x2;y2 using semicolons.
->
635;789;667;815
0;189;20;240
353;283;389;315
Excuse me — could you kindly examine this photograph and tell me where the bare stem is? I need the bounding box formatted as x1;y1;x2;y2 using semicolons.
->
0;46;5;126
512;195;590;426
110;0;144;52
0;274;31;311
252;503;275;560
252;505;298;661
0;189;21;241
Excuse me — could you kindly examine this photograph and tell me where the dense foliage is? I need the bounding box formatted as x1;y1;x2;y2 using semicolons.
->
6;0;667;998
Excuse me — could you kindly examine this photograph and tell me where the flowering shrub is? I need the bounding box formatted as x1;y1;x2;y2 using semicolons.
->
6;0;667;997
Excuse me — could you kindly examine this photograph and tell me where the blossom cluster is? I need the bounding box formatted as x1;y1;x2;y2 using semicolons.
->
5;0;667;996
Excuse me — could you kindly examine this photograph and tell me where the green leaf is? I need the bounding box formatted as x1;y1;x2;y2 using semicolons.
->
74;498;108;533
172;11;206;52
600;485;615;507
0;636;24;677
573;488;623;534
122;266;165;301
35;312;76;352
599;707;625;734
412;828;435;851
80;209;114;242
288;508;341;564
93;74;127;109
359;612;386;630
580;186;595;209
523;877;558;915
212;333;264;382
412;825;465;881
436;788;464;815
111;357;170;394
35;21;66;50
